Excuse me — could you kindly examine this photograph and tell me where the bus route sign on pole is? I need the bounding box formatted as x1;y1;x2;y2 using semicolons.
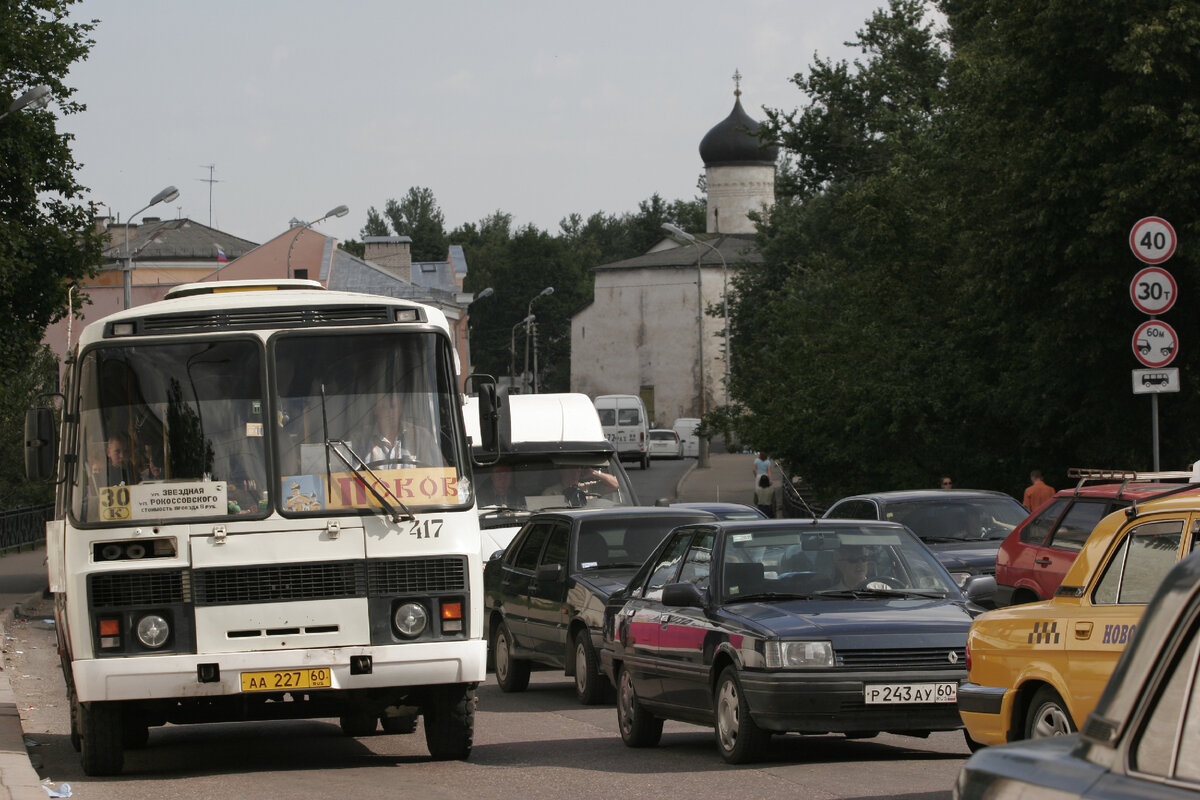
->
1130;266;1178;315
1130;216;1177;264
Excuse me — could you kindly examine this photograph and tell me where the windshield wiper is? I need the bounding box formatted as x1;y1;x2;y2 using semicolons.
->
728;591;817;602
326;438;415;524
817;588;946;599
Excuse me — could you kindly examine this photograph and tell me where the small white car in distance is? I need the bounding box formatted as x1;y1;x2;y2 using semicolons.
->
647;428;683;459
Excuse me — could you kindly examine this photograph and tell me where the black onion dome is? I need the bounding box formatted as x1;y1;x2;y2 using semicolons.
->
698;97;779;167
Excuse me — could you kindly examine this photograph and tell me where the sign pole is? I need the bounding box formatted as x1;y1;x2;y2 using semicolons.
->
1152;393;1160;471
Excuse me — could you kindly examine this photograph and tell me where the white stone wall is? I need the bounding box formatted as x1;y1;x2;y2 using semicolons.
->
571;262;728;427
706;164;776;234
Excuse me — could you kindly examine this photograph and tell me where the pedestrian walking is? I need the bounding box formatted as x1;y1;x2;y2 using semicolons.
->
1023;470;1056;511
753;451;773;482
754;473;777;518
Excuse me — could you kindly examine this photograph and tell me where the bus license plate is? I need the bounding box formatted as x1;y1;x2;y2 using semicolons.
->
241;668;332;692
864;682;957;704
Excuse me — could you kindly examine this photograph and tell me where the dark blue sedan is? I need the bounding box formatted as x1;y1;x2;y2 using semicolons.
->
601;518;994;763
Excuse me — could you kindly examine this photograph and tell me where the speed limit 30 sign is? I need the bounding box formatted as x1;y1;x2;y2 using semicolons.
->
1130;217;1177;264
1130;266;1178;315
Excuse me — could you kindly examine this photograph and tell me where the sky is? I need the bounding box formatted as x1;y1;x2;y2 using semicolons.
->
61;0;892;246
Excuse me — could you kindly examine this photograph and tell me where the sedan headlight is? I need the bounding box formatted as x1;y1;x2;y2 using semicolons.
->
764;640;834;668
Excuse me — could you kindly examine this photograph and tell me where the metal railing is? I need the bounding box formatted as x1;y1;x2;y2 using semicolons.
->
0;504;53;555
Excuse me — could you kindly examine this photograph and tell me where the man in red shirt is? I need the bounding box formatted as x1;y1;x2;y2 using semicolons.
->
1022;469;1056;511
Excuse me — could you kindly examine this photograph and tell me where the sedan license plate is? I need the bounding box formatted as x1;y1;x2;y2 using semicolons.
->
240;668;332;692
864;682;957;704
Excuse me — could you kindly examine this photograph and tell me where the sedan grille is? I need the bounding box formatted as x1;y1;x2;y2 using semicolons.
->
837;647;966;670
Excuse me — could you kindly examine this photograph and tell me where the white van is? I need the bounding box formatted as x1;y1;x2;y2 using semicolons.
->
672;417;701;458
594;394;650;470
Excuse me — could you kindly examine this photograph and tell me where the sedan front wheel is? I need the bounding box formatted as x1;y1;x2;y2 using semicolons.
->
616;666;662;747
714;666;768;764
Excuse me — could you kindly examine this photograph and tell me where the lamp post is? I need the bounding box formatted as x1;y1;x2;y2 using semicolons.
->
662;223;730;382
522;286;554;394
123;185;180;309
0;84;51;122
285;204;349;278
511;314;535;391
662;223;727;467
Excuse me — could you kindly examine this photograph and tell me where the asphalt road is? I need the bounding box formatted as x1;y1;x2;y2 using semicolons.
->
8;587;966;799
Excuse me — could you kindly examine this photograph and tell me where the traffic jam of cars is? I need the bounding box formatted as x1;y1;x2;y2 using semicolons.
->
481;458;1200;795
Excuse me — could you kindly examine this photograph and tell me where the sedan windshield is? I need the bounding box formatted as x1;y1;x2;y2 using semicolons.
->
883;499;1028;541
721;525;957;602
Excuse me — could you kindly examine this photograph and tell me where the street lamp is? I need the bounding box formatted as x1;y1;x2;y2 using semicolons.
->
523;286;554;394
286;204;349;278
662;223;730;380
662;223;727;467
511;314;535;391
0;84;51;122
123;185;180;309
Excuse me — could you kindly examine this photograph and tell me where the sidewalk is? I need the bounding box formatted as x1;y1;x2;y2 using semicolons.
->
0;555;48;800
676;451;758;507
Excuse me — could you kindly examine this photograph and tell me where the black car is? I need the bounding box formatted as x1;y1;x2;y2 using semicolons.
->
954;551;1200;799
483;506;716;704
824;489;1028;593
601;518;994;763
670;501;767;520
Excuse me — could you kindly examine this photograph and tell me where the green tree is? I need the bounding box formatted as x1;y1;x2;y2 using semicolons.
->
1;0;105;506
382;187;449;262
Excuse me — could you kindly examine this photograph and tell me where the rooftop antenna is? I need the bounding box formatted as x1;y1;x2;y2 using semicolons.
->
198;164;221;226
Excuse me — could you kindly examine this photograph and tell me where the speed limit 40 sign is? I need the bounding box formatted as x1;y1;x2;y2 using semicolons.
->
1130;217;1177;264
1130;266;1178;315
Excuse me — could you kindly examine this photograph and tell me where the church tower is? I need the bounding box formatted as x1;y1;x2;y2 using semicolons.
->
698;71;778;234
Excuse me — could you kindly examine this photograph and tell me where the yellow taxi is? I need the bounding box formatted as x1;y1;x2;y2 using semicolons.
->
958;488;1200;747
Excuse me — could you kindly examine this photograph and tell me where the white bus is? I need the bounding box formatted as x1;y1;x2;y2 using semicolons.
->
25;280;496;775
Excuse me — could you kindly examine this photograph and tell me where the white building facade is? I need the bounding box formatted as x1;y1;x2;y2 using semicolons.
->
570;86;777;427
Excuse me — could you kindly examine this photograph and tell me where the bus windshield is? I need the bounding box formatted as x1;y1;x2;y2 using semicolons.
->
71;329;469;525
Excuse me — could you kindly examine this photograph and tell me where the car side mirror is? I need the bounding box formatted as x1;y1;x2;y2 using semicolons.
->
662;582;705;608
963;574;997;605
535;563;564;582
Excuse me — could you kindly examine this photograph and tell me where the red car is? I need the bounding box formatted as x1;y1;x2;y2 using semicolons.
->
994;468;1199;606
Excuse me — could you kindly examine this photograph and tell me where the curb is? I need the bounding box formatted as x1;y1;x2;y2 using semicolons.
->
0;593;51;800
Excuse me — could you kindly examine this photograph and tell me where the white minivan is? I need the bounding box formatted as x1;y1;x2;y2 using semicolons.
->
672;417;701;458
594;394;650;470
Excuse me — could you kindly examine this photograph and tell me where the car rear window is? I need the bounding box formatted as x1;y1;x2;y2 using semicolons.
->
1050;500;1111;551
1021;498;1068;544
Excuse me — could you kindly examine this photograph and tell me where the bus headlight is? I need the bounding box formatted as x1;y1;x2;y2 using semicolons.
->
393;602;428;638
136;614;170;648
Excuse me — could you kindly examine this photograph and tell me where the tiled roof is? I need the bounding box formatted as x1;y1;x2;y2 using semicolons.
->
102;218;257;262
593;234;761;271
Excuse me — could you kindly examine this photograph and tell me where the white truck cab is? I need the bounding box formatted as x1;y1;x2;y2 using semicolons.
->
464;392;639;560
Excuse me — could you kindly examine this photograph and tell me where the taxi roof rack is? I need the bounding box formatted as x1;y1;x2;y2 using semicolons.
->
1068;464;1200;519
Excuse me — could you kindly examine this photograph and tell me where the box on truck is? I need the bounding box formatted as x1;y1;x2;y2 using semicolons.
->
464;392;638;560
593;394;650;470
25;279;498;775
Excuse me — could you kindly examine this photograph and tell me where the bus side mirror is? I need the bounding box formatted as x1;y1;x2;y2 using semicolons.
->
465;374;499;463
25;407;58;482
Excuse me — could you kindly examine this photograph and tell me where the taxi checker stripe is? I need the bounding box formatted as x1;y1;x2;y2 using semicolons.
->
1028;621;1060;644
